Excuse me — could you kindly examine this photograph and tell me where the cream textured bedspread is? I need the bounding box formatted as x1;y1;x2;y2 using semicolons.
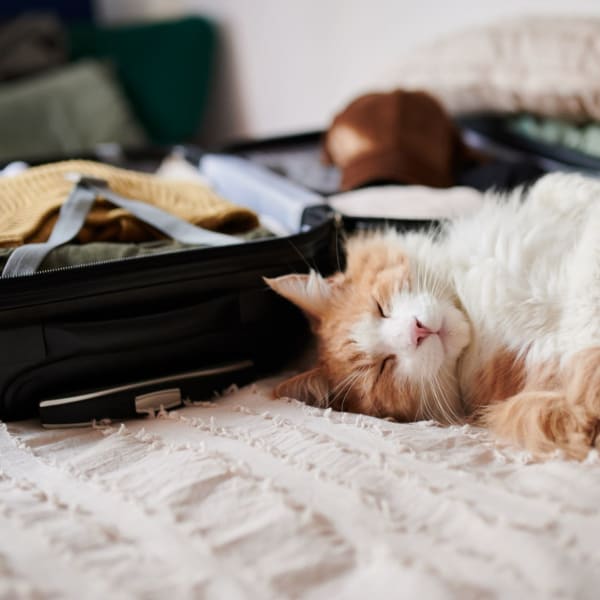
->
1;377;599;599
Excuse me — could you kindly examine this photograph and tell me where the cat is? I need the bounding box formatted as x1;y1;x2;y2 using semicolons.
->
265;173;600;459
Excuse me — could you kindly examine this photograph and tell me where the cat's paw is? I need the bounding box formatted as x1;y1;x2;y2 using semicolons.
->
479;390;598;461
555;415;599;460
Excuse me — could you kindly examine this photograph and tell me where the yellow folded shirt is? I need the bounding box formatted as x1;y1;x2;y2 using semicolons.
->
0;160;259;247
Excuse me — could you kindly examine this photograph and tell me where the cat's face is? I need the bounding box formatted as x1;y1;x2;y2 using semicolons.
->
265;233;471;423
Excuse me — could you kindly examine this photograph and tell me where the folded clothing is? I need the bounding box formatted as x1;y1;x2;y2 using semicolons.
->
0;160;259;247
508;115;600;159
0;59;147;162
0;226;274;272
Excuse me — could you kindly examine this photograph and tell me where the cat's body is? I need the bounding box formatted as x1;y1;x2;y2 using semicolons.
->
421;173;600;410
266;173;600;458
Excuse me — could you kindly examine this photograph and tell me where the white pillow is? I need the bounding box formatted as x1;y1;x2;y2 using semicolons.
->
394;16;600;121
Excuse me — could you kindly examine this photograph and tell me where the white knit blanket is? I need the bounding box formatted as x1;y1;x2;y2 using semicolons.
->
1;377;599;599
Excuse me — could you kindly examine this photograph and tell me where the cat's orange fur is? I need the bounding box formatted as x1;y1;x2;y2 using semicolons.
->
468;349;527;410
480;348;600;459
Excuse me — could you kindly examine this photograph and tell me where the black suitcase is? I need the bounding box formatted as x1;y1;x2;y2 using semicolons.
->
0;151;338;426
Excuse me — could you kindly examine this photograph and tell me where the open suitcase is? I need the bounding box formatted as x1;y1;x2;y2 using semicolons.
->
0;151;338;426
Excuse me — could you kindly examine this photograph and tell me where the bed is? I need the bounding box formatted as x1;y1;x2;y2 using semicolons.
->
3;12;600;598
2;375;599;599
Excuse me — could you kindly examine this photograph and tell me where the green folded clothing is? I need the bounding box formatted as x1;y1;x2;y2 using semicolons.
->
508;115;600;159
0;227;274;273
0;59;147;162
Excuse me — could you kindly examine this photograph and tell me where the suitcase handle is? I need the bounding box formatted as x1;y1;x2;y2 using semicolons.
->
1;175;240;278
38;360;255;428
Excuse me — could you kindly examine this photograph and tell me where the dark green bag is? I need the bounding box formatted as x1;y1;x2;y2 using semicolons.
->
68;16;217;143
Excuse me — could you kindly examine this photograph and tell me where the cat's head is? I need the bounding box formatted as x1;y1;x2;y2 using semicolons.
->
265;231;471;423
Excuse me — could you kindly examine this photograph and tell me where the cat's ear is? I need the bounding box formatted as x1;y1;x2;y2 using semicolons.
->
263;270;337;320
274;367;330;407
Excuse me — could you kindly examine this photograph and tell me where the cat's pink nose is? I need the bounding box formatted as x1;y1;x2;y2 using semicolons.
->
411;318;435;347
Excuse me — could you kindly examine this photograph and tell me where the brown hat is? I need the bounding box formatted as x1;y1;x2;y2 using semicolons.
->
324;90;474;191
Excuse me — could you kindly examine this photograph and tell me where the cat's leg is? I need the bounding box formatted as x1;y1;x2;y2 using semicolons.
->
479;348;600;459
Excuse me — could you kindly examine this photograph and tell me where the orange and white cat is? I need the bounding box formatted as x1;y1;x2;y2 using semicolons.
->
266;173;600;459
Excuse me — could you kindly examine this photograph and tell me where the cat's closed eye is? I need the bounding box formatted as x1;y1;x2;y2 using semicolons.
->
378;354;395;378
375;298;388;318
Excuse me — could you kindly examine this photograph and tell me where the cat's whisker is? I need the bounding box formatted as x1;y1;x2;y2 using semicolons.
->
416;374;433;421
331;371;357;397
338;370;366;412
286;239;319;274
421;258;451;299
418;265;426;294
429;269;448;299
428;376;446;423
421;391;434;421
430;367;461;425
435;372;454;419
324;362;369;410
331;367;365;411
333;377;355;409
423;368;451;424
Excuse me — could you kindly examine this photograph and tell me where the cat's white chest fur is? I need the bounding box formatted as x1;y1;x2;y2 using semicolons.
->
444;174;600;385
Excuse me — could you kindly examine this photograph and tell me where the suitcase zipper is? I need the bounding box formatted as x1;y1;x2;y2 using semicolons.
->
0;220;336;310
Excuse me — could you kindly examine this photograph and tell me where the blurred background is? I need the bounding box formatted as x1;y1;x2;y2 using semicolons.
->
1;0;599;161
